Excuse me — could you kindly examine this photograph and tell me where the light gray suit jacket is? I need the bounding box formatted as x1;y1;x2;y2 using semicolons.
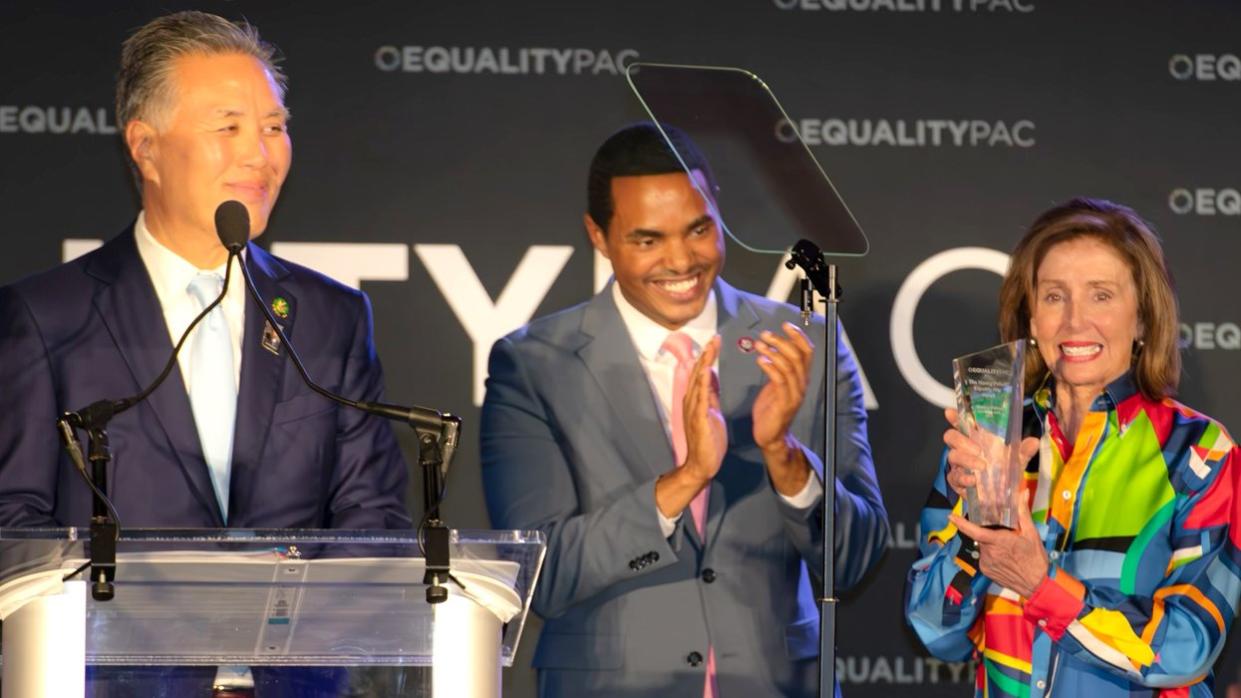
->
481;279;888;697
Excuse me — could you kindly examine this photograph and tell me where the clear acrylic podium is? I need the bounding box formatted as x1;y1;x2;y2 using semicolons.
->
0;527;545;698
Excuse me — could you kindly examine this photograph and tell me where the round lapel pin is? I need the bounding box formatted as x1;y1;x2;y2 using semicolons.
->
737;336;756;353
271;296;290;319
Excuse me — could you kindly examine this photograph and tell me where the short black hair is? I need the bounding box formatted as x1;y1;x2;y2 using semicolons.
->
586;122;717;231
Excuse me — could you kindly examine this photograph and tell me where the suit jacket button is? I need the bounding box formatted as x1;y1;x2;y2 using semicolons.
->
686;651;703;667
629;560;639;571
701;568;716;583
649;551;659;562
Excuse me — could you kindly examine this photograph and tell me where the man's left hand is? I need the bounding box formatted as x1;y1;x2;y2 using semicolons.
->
752;321;815;495
949;495;1049;598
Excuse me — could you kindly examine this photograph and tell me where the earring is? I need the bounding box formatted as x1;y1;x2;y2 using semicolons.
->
1028;337;1037;347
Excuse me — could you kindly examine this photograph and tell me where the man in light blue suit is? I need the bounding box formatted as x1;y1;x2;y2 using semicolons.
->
482;124;889;697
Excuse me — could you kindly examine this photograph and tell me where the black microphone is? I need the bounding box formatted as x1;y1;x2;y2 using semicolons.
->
214;200;249;253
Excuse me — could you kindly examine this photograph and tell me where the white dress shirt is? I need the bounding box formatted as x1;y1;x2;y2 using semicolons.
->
610;283;821;538
134;212;246;390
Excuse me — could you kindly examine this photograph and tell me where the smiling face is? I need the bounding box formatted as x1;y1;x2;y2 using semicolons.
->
1029;236;1142;397
129;51;291;259
586;170;725;330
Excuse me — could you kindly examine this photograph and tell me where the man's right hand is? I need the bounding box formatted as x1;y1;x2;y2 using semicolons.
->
656;336;726;518
683;335;726;482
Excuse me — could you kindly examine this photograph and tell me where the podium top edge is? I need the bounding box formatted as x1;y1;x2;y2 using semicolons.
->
0;527;546;546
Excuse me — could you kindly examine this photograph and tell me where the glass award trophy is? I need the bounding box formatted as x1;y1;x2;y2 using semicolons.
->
952;340;1026;529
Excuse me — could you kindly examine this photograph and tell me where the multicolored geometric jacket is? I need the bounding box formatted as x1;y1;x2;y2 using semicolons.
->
906;372;1240;697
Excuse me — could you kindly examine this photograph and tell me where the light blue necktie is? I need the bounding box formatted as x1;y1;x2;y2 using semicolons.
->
187;273;236;521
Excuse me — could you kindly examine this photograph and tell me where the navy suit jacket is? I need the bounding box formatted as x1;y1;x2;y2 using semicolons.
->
481;279;888;697
0;227;410;530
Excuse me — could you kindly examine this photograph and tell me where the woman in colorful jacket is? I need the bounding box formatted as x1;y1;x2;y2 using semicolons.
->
905;197;1240;697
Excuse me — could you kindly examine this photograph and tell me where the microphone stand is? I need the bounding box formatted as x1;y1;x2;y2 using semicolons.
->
58;249;241;601
233;254;463;604
57;404;120;601
417;418;461;604
786;239;839;698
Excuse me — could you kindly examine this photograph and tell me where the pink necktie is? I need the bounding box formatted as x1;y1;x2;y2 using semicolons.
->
662;332;718;698
662;332;709;537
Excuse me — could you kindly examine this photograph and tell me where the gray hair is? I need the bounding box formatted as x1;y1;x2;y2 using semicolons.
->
116;11;285;131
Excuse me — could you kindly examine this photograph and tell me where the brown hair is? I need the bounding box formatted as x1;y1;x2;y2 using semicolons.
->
997;197;1180;400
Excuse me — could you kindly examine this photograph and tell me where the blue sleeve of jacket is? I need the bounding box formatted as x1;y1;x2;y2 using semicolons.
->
904;449;990;661
784;321;889;591
0;284;62;527
322;291;411;530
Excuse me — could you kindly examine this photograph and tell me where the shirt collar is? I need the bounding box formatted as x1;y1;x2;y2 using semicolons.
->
1032;370;1140;417
611;281;717;361
135;211;240;293
135;212;221;295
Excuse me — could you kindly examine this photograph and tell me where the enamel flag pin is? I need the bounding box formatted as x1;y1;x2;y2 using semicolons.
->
262;322;283;356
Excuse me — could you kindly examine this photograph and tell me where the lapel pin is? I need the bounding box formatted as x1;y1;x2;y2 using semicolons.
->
261;321;283;356
737;336;756;353
270;296;290;320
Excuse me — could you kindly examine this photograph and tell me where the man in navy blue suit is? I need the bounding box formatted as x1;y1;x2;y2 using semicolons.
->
0;11;410;532
0;14;410;696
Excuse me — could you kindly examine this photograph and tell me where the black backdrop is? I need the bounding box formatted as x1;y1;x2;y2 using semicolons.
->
2;1;1239;694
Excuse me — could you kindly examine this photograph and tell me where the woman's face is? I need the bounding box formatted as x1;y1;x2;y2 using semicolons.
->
1030;236;1142;397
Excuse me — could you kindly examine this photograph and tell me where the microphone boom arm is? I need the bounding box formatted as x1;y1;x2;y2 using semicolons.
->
235;254;462;604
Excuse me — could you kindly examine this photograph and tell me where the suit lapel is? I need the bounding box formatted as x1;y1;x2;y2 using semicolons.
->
576;287;678;486
86;228;223;525
575;283;765;549
708;280;762;546
228;245;294;522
